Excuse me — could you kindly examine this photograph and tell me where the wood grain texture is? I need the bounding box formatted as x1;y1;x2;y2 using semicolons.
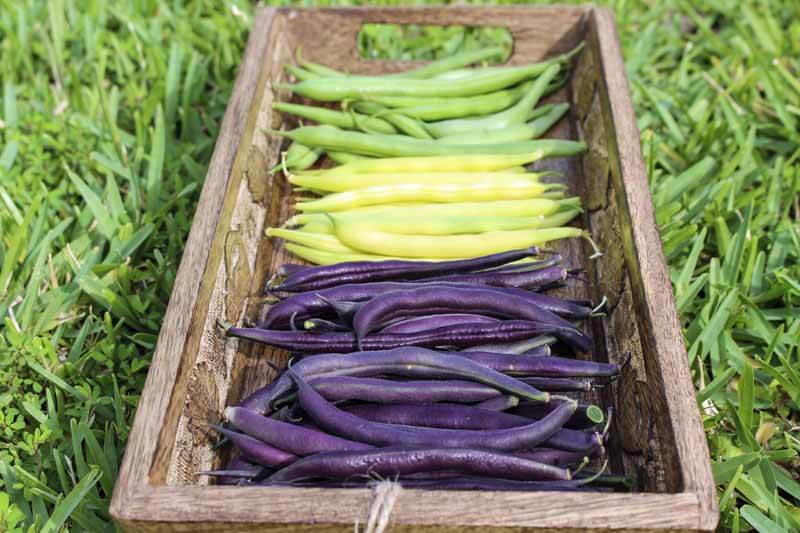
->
111;5;718;531
119;487;703;532
573;11;666;494
590;8;718;529
283;6;588;74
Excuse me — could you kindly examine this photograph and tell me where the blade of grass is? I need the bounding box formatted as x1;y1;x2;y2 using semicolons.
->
40;466;101;533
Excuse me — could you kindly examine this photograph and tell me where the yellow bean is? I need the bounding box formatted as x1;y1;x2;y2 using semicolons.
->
283;243;466;265
265;228;355;254
295;180;563;212
288;171;545;192
287;198;578;226
314;153;546;175
331;218;586;258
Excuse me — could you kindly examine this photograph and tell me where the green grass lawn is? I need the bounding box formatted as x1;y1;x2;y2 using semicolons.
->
0;1;798;531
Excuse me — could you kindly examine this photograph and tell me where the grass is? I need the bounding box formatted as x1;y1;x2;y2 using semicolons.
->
0;0;797;531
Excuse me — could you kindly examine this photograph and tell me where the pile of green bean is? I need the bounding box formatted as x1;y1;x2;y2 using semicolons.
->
266;46;598;264
272;44;585;168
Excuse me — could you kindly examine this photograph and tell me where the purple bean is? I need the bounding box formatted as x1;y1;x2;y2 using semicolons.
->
378;313;499;334
200;469;264;484
510;291;592;320
340;402;603;453
277;263;307;277
455;351;620;377
520;376;595;392
212;426;297;468
225;406;372;455
261;281;591;329
484;255;562;273
273;247;540;292
342;402;517;429
523;345;550;355
293;370;574;450
260;283;409;328
473;395;519;411
462;338;552;355
388;476;594;491
310;376;502;403
422;265;567;289
351;286;591;352
238;347;551;413
512;401;603;430
516;448;602;467
229;320;578;354
201;457;263;485
266;446;570;483
319;297;361;322
544;427;604;453
302;318;350;332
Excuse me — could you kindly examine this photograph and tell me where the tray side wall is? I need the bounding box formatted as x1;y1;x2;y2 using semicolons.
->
283;6;587;74
585;7;717;528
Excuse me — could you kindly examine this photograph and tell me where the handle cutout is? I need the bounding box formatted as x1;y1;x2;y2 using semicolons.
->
357;23;513;63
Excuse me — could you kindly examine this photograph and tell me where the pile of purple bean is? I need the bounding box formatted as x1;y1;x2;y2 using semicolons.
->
209;248;625;491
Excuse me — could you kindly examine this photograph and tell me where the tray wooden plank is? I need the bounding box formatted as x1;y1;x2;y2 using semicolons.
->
111;5;717;531
120;487;703;532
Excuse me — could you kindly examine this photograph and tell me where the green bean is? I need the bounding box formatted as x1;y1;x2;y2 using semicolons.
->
280;61;560;101
434;123;537;145
273;102;397;135
326;151;370;164
391;46;506;79
312;153;545;174
527;103;570;138
284;242;460;265
350;101;432;139
359;82;557;111
299;46;506;80
268;125;586;159
301;62;342;77
355;94;457;108
287;198;580;226
426;63;561;138
433;66;506;81
295;180;564;213
266;228;356;254
296;50;346;77
269;141;322;174
377;84;526;120
300;209;582;236
434;105;570;144
431;41;585;81
384;78;565;121
332;218;587;258
284;64;318;82
526;104;557;121
288;170;549;192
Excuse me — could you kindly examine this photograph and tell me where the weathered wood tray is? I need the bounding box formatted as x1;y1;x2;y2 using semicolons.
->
110;5;718;531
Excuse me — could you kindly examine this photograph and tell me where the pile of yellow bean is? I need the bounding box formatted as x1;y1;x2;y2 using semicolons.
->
269;154;597;264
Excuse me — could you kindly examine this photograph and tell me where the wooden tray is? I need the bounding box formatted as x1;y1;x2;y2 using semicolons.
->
110;5;718;531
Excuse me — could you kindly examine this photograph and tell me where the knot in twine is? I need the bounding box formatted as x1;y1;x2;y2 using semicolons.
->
359;479;403;533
